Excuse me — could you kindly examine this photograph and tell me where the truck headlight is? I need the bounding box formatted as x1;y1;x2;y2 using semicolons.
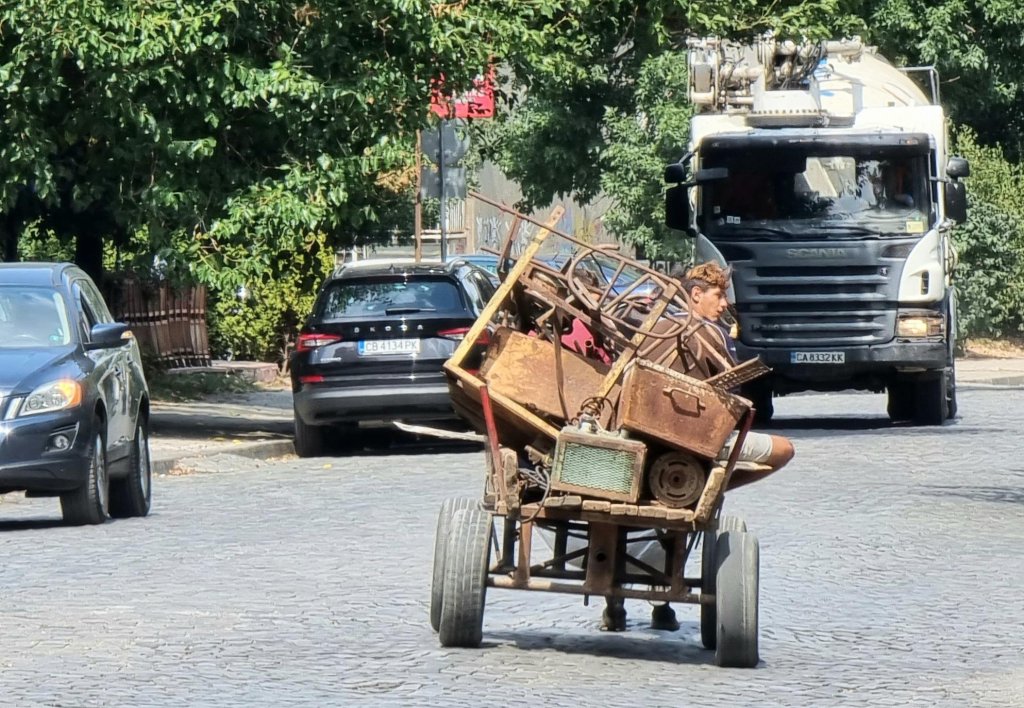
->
896;314;944;338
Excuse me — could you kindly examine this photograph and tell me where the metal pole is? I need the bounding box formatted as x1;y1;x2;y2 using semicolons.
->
414;130;422;263
439;121;447;262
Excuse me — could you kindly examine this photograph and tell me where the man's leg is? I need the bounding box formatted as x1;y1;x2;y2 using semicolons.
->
650;602;680;631
718;431;794;490
601;596;627;631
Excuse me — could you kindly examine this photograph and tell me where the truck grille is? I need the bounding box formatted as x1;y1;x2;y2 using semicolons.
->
738;266;896;346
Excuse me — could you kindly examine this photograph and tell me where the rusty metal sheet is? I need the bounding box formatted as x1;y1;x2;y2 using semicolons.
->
617;359;749;459
482;327;610;423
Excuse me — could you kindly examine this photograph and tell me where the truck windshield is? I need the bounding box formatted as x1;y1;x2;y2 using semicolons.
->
699;150;933;239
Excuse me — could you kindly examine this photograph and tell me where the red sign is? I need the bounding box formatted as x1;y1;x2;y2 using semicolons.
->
430;68;495;119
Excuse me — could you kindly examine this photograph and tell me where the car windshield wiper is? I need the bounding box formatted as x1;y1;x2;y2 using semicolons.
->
384;306;435;315
718;226;793;239
814;223;885;237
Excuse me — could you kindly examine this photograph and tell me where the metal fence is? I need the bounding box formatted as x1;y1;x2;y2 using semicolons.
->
105;278;211;368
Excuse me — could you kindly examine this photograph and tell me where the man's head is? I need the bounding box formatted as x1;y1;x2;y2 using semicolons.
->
681;261;730;321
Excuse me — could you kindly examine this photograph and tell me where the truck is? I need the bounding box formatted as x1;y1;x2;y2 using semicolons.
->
664;36;970;425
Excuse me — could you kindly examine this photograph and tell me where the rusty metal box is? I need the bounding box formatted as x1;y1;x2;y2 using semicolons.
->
618;359;750;460
550;426;646;503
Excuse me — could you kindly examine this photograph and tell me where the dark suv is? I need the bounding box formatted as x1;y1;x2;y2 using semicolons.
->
290;259;497;456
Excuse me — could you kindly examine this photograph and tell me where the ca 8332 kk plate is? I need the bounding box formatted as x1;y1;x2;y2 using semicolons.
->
791;351;845;364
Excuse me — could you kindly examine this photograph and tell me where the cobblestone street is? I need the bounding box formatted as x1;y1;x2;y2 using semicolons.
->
0;389;1021;706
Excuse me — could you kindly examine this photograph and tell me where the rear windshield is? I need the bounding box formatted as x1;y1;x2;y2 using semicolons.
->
0;286;73;347
316;277;466;319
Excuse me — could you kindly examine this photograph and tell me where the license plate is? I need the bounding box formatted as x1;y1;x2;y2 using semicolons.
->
358;339;420;356
791;351;845;364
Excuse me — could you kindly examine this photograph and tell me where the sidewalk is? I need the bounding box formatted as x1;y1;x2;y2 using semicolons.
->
149;390;294;474
956;355;1024;386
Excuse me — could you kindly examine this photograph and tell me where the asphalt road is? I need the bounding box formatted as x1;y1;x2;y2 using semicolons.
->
0;389;1021;706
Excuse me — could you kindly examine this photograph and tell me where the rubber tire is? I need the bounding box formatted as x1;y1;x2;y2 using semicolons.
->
110;418;152;518
430;497;476;632
438;508;492;648
886;380;916;422
946;364;958;420
912;370;949;426
294;411;327;457
700;515;747;650
61;423;110;526
714;530;760;668
741;381;774;424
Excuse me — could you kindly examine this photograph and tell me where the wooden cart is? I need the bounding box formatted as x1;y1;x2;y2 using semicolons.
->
430;194;770;668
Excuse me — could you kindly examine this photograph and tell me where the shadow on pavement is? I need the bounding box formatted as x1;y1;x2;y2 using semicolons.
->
918;484;1024;505
484;625;716;666
0;518;68;533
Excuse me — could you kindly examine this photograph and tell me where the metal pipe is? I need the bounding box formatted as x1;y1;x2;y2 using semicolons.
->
488;575;707;603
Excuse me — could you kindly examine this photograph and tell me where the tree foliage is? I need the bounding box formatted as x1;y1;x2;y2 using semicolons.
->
949;127;1024;338
851;0;1024;161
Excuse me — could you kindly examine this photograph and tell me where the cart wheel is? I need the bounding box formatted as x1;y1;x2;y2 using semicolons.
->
430;497;476;632
438;508;493;648
714;530;760;668
700;515;746;650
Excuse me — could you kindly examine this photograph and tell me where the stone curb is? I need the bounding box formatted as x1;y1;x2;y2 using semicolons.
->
151;438;296;475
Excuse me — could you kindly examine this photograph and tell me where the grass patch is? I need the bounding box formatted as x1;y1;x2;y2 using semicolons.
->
147;370;257;402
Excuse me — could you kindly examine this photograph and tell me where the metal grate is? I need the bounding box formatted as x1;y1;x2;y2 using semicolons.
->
555;443;638;495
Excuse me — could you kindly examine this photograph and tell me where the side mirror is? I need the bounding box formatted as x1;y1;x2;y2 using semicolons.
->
664;163;687;183
665;184;692;232
695;166;729;182
86;322;133;350
946;156;970;179
944;181;968;224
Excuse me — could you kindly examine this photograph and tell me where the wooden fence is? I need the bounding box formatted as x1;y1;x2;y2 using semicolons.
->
105;278;211;368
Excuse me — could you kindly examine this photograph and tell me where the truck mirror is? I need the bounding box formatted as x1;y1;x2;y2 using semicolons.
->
946;156;970;179
665;185;691;232
944;181;968;224
695;166;729;182
664;163;687;183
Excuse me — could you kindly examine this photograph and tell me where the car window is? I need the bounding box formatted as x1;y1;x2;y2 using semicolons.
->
316;277;466;319
0;286;73;347
471;271;496;303
78;280;114;324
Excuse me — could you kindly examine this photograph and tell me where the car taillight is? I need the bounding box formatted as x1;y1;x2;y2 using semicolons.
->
296;332;342;352
299;375;325;384
438;327;491;345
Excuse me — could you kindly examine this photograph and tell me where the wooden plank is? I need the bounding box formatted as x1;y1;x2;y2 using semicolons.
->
447;205;564;371
583;522;618;594
693;466;727;524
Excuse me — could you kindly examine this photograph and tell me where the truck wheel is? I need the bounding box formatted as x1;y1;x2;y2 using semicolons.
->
886;380;915;422
438;508;492;648
430;497;476;632
741;381;773;424
700;515;746;650
913;370;949;426
946;364;958;420
714;530;760;668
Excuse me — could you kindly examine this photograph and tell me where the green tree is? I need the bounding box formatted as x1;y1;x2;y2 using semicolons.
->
850;0;1024;160
949;127;1024;338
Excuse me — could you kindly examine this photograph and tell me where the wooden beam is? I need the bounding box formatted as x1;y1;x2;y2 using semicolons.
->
445;204;564;370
